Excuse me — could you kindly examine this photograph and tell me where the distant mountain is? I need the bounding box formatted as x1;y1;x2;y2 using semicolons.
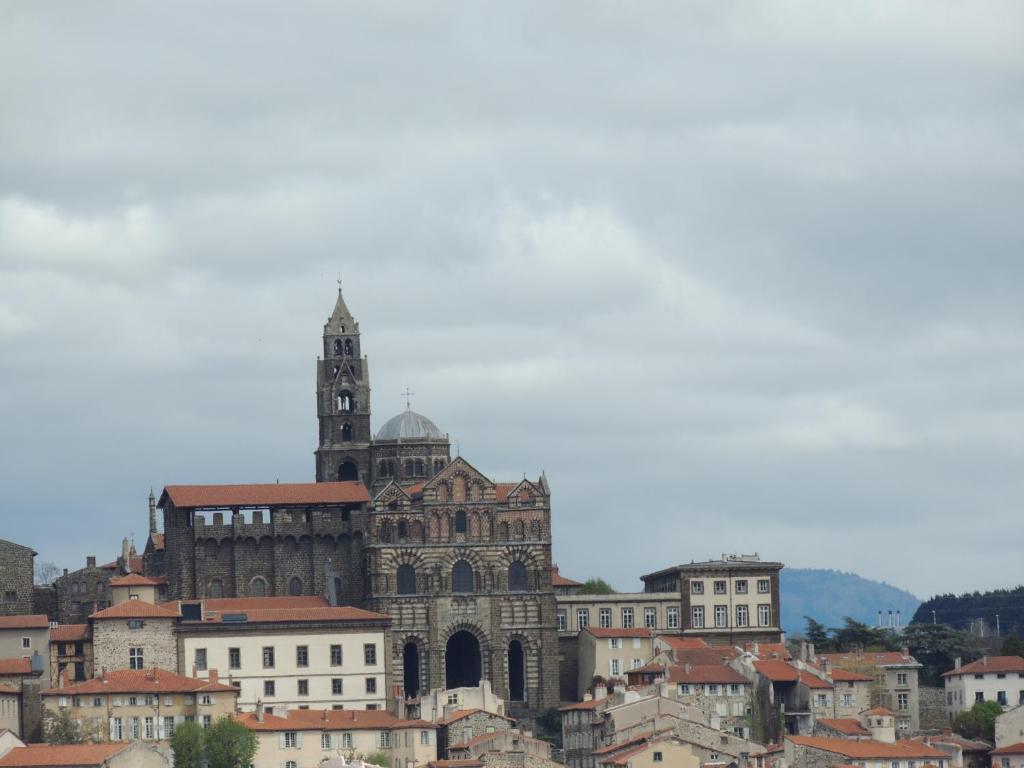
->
780;568;920;637
913;586;1024;636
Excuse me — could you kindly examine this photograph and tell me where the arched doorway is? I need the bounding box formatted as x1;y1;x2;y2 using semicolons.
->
338;461;358;481
403;642;421;698
508;640;525;701
445;630;481;689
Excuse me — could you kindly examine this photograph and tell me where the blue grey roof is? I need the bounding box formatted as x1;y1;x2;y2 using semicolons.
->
375;409;445;441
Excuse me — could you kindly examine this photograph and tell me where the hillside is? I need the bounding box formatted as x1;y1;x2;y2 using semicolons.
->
780;568;920;637
913;586;1024;636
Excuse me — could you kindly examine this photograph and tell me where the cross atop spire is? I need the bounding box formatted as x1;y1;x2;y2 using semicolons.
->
402;386;415;410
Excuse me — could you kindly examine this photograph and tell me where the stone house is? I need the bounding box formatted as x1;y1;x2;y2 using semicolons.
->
818;650;923;734
0;659;43;742
174;595;390;712
0;540;36;618
784;735;949;768
998;704;1024;748
41;667;238;742
944;656;1024;717
440;708;517;758
594;736;701;768
89;601;179;675
625;662;752;738
992;743;1024;768
235;707;437;768
0;683;21;738
53;557;113;625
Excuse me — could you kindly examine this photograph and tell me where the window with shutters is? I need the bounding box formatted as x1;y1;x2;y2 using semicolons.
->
331;644;343;666
284;732;298;748
321;733;332;749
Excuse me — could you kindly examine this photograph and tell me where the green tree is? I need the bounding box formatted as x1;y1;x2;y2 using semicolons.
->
952;700;1002;742
170;721;205;768
578;578;615;595
205;718;258;768
903;622;983;687
833;617;881;651
43;707;82;744
364;753;391;767
804;616;832;650
1001;636;1024;657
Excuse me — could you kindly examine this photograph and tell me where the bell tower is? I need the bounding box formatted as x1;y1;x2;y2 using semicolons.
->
315;285;372;483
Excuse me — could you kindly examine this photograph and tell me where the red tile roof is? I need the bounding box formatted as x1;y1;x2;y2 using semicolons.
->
90;600;179;620
161;481;370;508
108;573;166;587
828;668;873;682
442;708;514;725
44;668;238;695
785;737;947;759
799;671;833;690
50;624;90;642
494;483;518;501
943;655;1024;677
658;637;712;651
593;733;652;756
0;743;131;766
819;651;919;668
586;627;655;639
744;642;792;660
0;659;33;675
0;683;20;695
862;707;894;716
754;659;799;682
674;648;741;666
404;482;426;498
817;719;870;736
991;744;1024;756
559;696;608;711
0;615;49;629
552;565;582;587
235;708;432;731
667;664;748;685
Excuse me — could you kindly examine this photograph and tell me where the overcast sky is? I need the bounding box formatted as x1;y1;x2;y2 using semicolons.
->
2;2;1022;599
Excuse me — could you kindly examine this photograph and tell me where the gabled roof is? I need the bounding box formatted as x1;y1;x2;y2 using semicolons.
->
43;668;237;695
862;706;894;716
235;708;432;732
108;573;166;587
799;671;833;690
90;600;179;620
819;651;921;669
559;696;608;711
817;718;870;736
0;615;49;630
50;624;90;642
745;642;792;660
943;655;1024;677
160;481;370;509
442;708;514;725
828;667;873;682
373;480;412;504
785;736;947;759
0;743;131;766
754;659;799;682
667;664;748;685
170;596;388;625
552;565;582;587
658;636;712;651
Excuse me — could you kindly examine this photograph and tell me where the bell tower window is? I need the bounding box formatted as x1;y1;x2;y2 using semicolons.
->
344;339;353;356
341;423;352;442
337;392;353;413
333;339;342;355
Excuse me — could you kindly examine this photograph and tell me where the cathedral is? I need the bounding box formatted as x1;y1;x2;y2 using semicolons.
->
156;287;560;712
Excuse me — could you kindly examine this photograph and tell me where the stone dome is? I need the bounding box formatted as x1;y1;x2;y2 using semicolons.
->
375;409;445;441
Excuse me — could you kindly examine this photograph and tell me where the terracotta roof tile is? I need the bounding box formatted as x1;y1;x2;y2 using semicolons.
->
943;655;1024;677
0;615;49;629
50;624;90;642
179;596;328;611
161;481;370;508
236;708;432;731
744;642;793;660
108;573;166;587
667;664;749;685
819;651;919;668
593;733;652;756
44;668;238;696
442;708;514;725
786;737;947;759
828;668;873;682
659;637;712;651
552;565;582;587
0;683;20;695
799;671;833;690
560;696;608;711
176;602;389;625
991;744;1024;755
90;600;179;620
494;483;518;501
0;743;131;766
754;660;799;682
862;707;894;716
817;719;870;736
0;659;32;675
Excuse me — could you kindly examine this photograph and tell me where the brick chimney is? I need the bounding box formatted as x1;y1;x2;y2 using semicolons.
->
209;669;218;685
255;699;264;722
101;668;107;682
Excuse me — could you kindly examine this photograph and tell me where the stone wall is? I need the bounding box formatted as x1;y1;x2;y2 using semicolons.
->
92;617;177;673
0;539;35;617
919;685;948;731
32;586;57;622
558;634;579;702
54;563;112;624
